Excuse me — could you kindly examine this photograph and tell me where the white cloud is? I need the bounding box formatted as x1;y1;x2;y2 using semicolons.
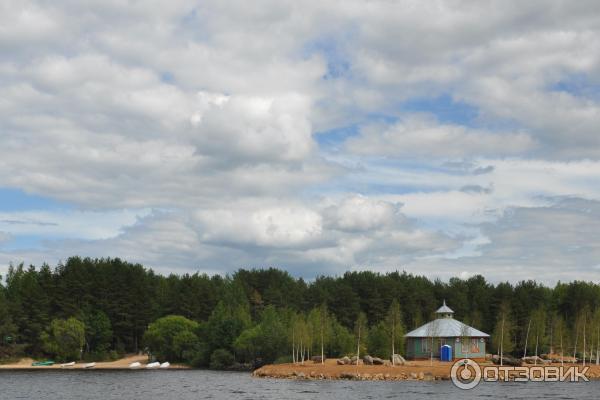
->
2;1;600;282
0;231;11;244
194;204;323;248
322;195;401;232
0;209;149;240
345;116;535;158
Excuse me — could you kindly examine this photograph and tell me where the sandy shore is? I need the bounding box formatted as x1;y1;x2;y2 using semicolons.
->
0;355;189;370
253;359;600;381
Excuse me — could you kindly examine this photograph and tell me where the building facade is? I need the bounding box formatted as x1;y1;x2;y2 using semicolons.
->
404;301;489;360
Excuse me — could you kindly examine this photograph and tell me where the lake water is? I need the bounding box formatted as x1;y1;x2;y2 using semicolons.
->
0;370;596;400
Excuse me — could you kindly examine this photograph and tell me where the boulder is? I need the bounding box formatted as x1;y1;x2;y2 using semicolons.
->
485;353;493;361
337;356;350;365
340;372;357;380
492;355;522;366
391;354;406;365
350;355;358;365
372;357;384;365
363;355;374;365
311;355;325;363
522;356;550;365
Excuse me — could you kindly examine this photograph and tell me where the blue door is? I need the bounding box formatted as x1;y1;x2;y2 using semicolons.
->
440;344;453;361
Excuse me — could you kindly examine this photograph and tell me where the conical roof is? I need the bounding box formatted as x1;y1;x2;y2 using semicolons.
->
435;299;454;314
404;318;490;338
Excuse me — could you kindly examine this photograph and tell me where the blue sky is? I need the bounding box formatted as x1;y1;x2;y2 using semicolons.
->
2;1;600;283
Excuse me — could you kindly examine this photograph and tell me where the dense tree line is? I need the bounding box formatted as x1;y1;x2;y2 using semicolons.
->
1;257;600;366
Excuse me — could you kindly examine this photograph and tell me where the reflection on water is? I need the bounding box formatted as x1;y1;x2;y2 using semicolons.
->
0;370;595;400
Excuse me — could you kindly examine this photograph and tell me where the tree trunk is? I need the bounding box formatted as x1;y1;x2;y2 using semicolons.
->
573;325;578;364
356;326;361;367
391;324;395;366
560;332;564;366
583;318;586;367
500;315;505;367
534;335;539;366
321;327;324;365
523;319;531;359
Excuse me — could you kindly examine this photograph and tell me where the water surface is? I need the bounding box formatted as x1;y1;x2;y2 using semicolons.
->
0;370;595;399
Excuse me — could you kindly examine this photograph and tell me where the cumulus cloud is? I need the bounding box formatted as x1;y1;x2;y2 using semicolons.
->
345;116;535;159
321;195;402;232
0;231;11;244
2;1;600;282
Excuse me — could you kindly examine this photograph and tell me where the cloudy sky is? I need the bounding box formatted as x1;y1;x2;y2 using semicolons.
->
1;1;600;283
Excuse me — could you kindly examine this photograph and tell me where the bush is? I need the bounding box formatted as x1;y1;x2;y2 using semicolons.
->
209;348;234;370
189;342;210;368
143;315;200;363
273;355;292;364
41;317;86;362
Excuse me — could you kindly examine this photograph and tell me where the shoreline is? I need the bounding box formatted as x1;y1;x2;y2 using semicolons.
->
252;359;600;381
0;355;189;371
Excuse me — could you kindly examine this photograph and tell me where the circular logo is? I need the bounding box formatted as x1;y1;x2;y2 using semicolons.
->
451;359;482;390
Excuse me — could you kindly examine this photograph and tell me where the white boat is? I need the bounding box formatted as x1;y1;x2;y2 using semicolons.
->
60;362;76;368
159;362;170;369
129;362;141;369
84;362;96;369
146;362;160;369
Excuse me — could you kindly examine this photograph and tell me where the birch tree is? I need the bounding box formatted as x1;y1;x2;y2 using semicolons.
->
460;324;471;360
386;299;405;364
492;303;513;366
354;312;368;365
426;319;440;365
318;303;330;364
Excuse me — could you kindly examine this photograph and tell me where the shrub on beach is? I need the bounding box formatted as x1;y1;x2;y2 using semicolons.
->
209;348;234;369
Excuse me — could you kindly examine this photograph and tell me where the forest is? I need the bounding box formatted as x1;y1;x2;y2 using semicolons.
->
1;256;600;369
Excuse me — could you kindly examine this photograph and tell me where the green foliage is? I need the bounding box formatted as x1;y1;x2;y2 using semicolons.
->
526;307;547;354
83;310;112;354
3;257;600;364
354;312;368;356
492;303;514;354
41;318;85;361
209;348;234;369
367;321;390;358
0;283;17;347
328;317;354;356
234;306;287;364
143;315;200;362
206;301;251;354
386;299;405;356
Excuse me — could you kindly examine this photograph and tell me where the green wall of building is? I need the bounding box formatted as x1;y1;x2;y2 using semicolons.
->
405;337;486;360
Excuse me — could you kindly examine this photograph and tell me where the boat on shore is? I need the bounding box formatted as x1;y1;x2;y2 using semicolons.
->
83;362;96;369
146;362;160;369
159;362;170;369
60;362;76;368
129;362;142;369
32;361;55;367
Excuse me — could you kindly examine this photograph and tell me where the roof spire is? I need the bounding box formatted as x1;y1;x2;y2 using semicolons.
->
435;300;454;318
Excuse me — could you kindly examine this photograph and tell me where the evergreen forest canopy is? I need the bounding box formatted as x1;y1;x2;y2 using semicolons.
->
1;257;600;368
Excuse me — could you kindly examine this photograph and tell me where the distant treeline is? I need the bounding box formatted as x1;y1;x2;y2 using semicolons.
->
1;257;599;367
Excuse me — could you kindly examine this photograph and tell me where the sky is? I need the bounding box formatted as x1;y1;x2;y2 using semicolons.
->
1;1;600;283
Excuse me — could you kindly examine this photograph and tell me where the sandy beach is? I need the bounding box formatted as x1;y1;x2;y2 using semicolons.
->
0;355;189;370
